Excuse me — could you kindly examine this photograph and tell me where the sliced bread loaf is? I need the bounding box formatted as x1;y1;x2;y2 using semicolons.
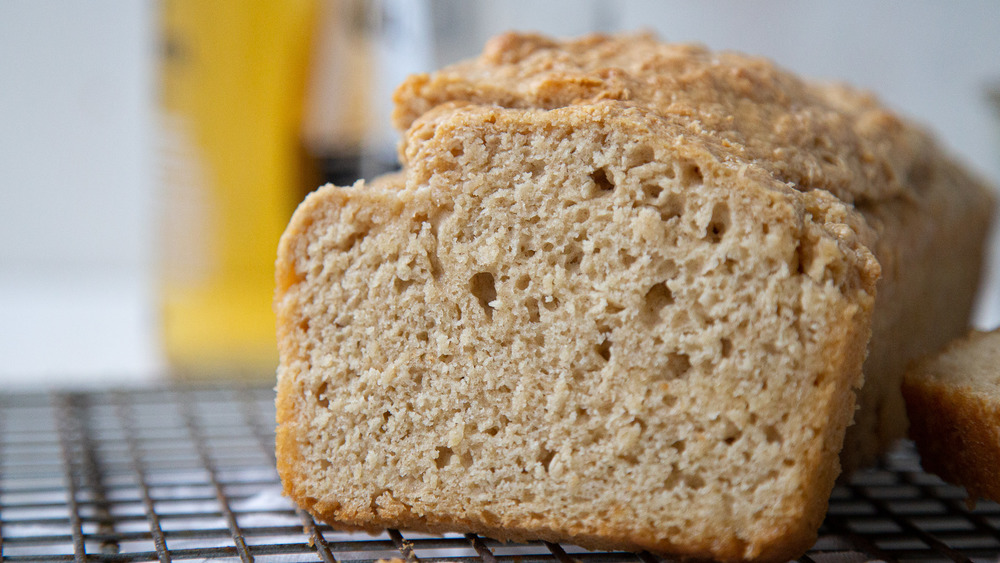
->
276;101;880;562
392;32;996;471
903;329;1000;503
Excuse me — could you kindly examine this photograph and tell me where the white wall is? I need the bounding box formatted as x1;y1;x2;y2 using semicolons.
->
1;1;998;386
0;1;161;386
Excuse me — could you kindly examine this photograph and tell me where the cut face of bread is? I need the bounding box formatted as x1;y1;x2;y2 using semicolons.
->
276;102;879;562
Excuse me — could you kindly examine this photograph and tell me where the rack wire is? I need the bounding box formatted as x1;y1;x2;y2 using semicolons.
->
0;385;997;562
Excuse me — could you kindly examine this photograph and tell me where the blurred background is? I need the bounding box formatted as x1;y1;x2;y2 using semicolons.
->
2;0;999;388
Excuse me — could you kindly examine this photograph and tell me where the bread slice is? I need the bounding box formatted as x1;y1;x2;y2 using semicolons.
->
903;329;1000;503
392;32;996;471
276;101;880;562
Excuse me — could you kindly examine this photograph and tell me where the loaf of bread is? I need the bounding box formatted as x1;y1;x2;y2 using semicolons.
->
392;32;996;471
277;101;878;562
275;33;993;562
903;329;1000;504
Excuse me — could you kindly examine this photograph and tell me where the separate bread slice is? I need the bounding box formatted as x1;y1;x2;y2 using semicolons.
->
393;32;996;471
276;101;880;562
903;330;1000;503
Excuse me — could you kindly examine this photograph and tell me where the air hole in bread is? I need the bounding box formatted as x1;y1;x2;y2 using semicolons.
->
428;247;443;279
525;298;540;322
619;249;637;267
566;244;583;270
574;207;590;222
722;418;742;445
664;466;682;490
595;324;613;361
394;277;415;293
720;338;733;358
337;230;366;252
484;426;500;436
720;258;737;275
642;183;663;200
591;167;614;192
705;201;730;243
449;144;464;158
470;273;496;320
518;240;536;258
435;447;454;469
542;295;559;311
679;162;704;187
596;339;612;362
666;352;692;378
626;144;656;167
605;302;625;315
539;448;556;472
764;424;783;444
642;282;674;322
528;160;545;178
515;275;530;291
793;242;809;275
314;382;330;408
685;474;707;489
575;407;590;423
459;452;473;469
618;453;640;465
658;192;684;222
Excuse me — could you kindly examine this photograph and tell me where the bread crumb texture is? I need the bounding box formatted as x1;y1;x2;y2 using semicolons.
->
392;31;995;472
903;329;1000;504
276;33;994;563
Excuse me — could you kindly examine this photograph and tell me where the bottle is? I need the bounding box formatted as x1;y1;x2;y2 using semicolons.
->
158;0;321;377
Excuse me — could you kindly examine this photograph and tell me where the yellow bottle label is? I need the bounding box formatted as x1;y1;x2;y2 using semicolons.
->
159;0;319;376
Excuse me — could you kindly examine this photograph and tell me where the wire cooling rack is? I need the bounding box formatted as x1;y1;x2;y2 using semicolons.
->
0;385;997;563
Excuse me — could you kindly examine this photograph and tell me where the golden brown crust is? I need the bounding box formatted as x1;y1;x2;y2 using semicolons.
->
903;330;1000;503
394;31;931;207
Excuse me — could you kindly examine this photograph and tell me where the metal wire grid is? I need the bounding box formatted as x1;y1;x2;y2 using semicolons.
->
0;386;997;563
